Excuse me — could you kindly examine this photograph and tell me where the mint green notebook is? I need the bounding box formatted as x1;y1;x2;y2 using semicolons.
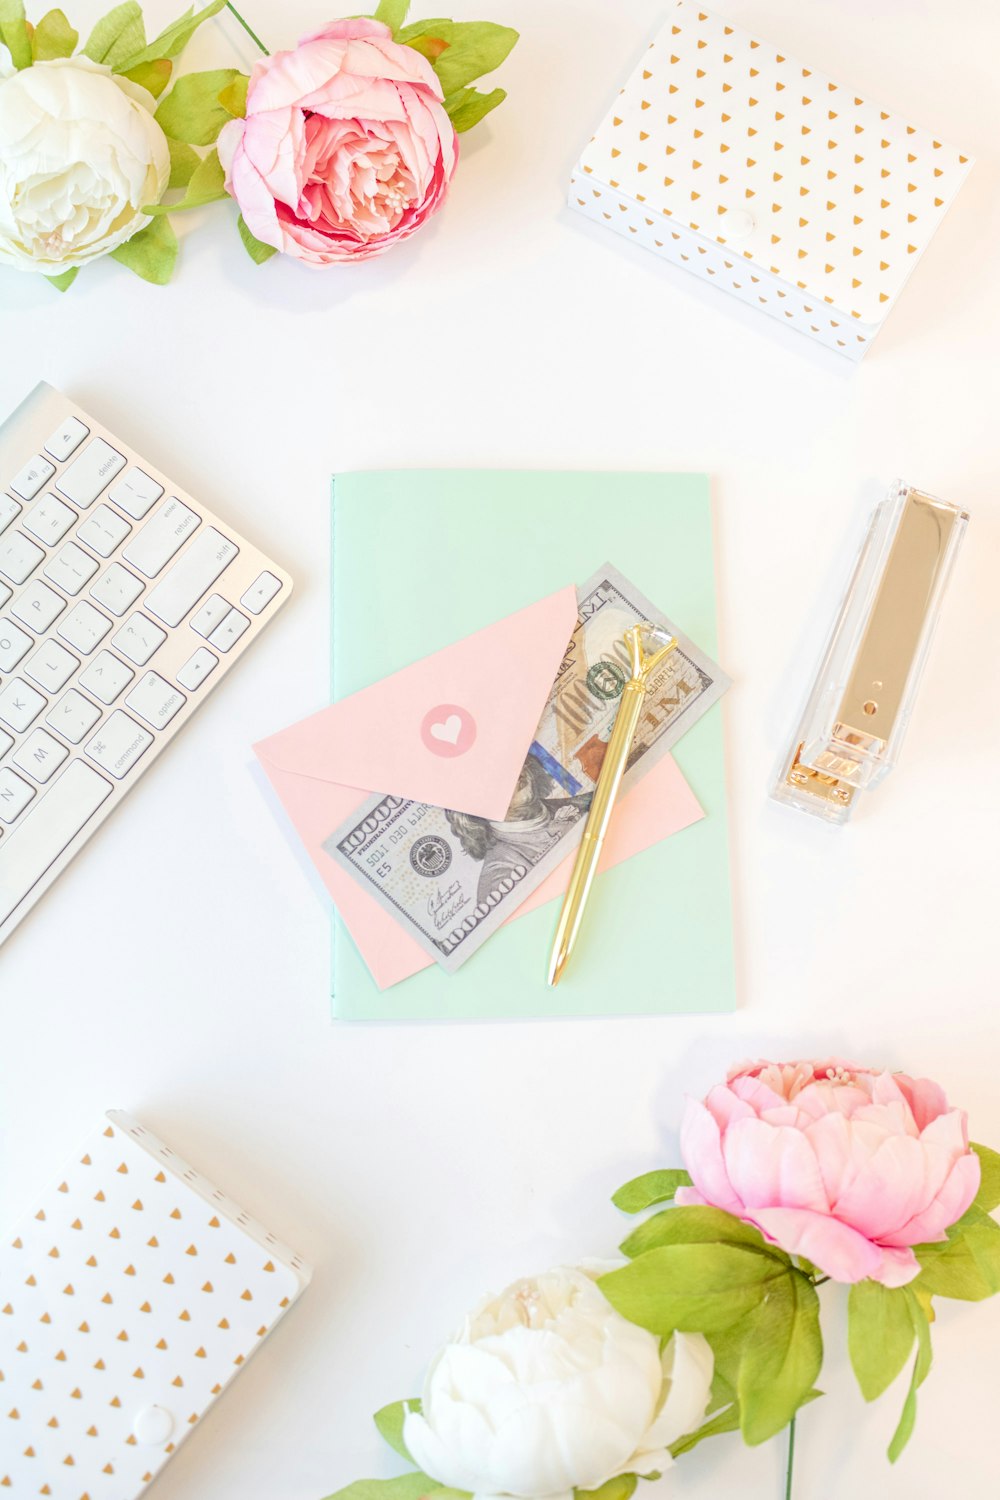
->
330;471;735;1021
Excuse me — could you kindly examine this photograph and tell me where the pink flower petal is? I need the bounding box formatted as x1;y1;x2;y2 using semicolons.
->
895;1073;951;1132
722;1118;829;1214
832;1132;935;1240
882;1151;981;1246
920;1108;969;1156
703;1084;756;1132
871;1246;921;1288
679;1098;745;1216
749;1207;885;1283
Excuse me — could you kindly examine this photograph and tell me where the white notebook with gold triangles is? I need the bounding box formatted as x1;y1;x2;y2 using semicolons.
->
0;1112;311;1498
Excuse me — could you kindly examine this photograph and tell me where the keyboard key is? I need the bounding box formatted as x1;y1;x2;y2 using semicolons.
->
24;492;76;546
10;454;55;501
145;527;238;628
0;495;22;534
44;541;100;596
11;579;64;633
76;503;131;557
0;678;46;733
46;688;102;744
58;600;112;654
44;416;89;462
0;728;11;757
90;562;144;616
209;607;250;653
25;639;78;694
85;710;152;779
0;530;44;584
13;729;69;784
56;438;126;509
125;670;186;730
0;761;112;923
0;767;35;823
0;618;32;671
107;467;163;520
241;570;283;614
176;647;217;691
0;582;10;608
122;497;199;578
78;651;134;705
190;592;229;637
111;612;166;666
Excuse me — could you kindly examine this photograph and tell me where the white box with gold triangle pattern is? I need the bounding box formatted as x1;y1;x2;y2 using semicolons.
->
0;1112;311;1498
569;0;973;359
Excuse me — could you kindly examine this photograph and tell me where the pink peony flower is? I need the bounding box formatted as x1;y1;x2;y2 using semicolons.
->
218;18;458;266
677;1059;980;1288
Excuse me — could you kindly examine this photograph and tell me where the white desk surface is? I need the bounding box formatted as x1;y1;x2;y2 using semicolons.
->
2;1;998;1496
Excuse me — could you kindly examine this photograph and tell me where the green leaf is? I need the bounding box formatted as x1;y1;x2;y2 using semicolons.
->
0;0;32;68
122;58;173;98
442;86;506;133
147;148;226;213
374;0;410;31
847;1280;915;1402
218;72;248;117
167;138;200;190
110;216;178;284
237;214;278;264
155;67;243;145
400;20;518;96
82;1;144;66
396;18;448;44
612;1169;693;1215
737;1272;822;1445
668;1400;742;1458
972;1143;1000;1212
373;1399;420;1461
620;1205;783;1261
45;267;79;292
320;1477;450;1500
115;0;226;71
915;1217;1000;1301
887;1289;933;1463
31;9;78;60
599;1242;786;1336
575;1477;637;1500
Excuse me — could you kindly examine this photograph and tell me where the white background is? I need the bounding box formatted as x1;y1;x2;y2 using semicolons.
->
2;1;999;1496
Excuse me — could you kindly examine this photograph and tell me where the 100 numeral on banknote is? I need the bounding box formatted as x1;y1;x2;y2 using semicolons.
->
324;565;730;974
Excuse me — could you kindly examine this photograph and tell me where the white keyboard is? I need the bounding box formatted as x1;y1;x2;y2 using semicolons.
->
0;383;292;946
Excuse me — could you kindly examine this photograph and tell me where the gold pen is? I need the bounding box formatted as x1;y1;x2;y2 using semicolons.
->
547;623;678;986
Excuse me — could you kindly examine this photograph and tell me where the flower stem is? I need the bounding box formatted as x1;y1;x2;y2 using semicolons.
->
225;3;269;55
784;1413;797;1500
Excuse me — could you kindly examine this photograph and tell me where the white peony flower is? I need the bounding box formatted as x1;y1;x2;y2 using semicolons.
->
0;56;170;274
403;1265;714;1500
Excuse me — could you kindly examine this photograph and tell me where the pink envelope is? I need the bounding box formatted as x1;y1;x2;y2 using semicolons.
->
254;585;704;990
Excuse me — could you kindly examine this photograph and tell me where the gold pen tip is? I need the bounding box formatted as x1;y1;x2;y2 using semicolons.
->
547;949;569;988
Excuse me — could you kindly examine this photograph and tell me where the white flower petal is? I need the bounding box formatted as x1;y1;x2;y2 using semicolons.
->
640;1331;714;1453
0;57;170;274
408;1268;712;1500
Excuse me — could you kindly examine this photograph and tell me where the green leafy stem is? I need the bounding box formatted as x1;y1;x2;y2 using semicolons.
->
314;1145;1000;1500
2;0;518;290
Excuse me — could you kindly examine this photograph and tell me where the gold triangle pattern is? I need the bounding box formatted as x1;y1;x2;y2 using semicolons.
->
574;0;972;346
0;1113;307;1494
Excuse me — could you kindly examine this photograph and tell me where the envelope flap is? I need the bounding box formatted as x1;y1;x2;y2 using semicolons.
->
255;585;579;821
577;0;972;324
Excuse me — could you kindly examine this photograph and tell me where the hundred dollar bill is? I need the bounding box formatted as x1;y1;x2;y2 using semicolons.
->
323;563;730;975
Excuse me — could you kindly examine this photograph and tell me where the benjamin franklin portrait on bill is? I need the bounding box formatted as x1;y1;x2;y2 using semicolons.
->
446;753;592;905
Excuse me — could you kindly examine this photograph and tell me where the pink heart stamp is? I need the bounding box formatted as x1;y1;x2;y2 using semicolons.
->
421;703;477;758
